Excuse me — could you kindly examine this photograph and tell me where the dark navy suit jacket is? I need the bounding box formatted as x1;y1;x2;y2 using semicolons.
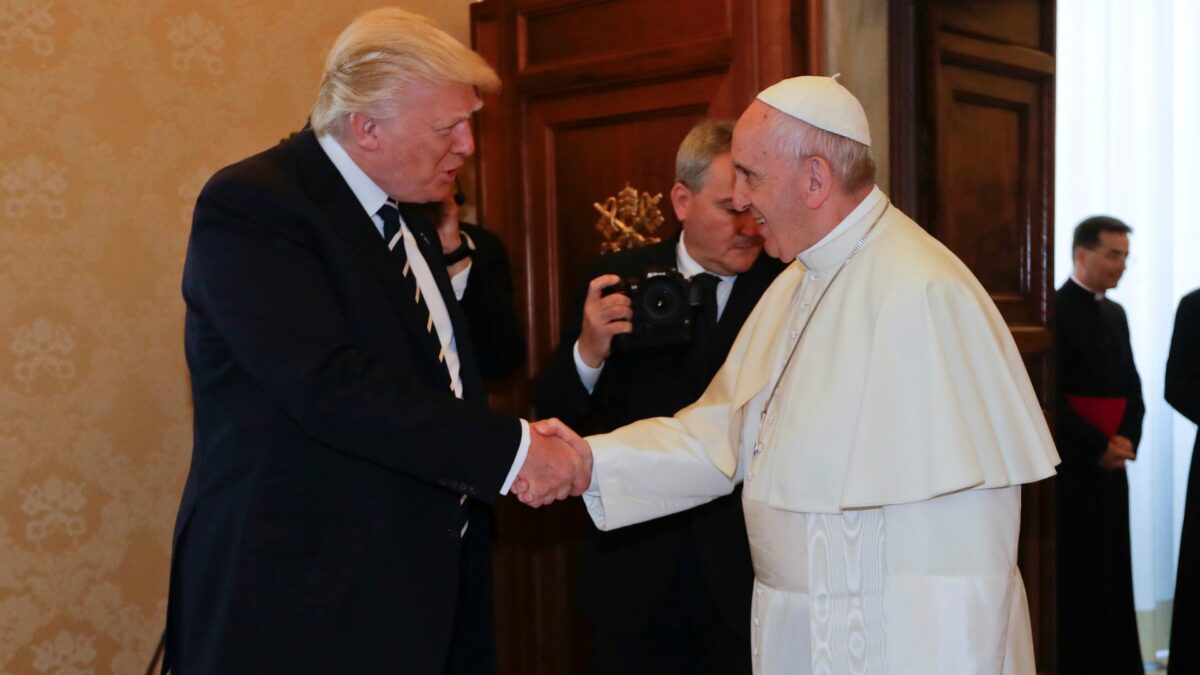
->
166;128;525;674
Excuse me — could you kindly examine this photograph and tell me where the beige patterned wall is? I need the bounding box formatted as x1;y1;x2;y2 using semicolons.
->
0;2;473;672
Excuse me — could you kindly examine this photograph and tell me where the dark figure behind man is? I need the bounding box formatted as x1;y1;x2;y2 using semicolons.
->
1054;215;1144;674
1167;288;1200;673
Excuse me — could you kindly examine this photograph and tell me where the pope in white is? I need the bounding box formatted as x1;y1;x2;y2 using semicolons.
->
532;76;1061;674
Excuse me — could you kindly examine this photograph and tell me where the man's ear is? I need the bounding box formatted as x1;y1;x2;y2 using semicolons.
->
802;156;833;209
670;182;693;224
347;112;380;151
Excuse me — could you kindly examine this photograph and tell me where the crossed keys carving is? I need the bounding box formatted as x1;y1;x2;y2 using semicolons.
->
592;184;666;253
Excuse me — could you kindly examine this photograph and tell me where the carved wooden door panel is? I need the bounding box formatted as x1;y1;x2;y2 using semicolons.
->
890;0;1057;671
471;1;821;672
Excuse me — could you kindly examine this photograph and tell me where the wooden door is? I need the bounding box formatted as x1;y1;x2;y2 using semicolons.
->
471;1;821;672
890;0;1058;671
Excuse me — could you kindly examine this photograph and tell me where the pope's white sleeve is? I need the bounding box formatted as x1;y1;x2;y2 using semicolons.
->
582;413;740;530
580;267;784;530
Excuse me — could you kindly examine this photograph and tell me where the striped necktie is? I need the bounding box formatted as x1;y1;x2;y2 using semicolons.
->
377;200;453;386
379;199;402;246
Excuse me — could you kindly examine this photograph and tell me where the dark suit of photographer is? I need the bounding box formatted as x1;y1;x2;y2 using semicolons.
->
537;121;784;674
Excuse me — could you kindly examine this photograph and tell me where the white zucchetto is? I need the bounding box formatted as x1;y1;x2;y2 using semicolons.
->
756;75;872;147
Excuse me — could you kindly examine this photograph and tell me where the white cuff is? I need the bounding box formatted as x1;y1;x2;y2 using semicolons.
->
582;468;606;529
499;419;530;495
573;340;604;393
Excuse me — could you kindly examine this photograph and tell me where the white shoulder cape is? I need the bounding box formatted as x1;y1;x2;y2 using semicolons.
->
588;205;1059;518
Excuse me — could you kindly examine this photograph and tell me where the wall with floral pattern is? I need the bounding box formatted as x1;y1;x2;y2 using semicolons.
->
0;2;472;672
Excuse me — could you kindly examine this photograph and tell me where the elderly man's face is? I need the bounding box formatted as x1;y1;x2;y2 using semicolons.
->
674;154;763;276
730;103;807;261
368;82;479;203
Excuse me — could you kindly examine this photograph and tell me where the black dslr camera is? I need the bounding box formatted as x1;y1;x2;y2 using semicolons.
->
602;268;705;351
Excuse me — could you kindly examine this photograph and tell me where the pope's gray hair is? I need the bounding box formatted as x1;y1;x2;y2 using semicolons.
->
763;109;876;193
310;8;501;139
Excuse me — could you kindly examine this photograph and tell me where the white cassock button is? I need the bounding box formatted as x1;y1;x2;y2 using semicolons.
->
746;472;754;481
800;301;810;308
807;273;818;281
753;616;760;626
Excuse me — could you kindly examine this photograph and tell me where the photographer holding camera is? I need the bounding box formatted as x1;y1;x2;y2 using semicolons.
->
536;120;784;674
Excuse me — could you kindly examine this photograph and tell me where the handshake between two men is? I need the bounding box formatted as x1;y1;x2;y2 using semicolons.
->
511;264;640;507
512;419;592;507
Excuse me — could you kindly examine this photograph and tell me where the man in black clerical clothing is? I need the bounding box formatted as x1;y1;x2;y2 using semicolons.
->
1167;288;1200;672
536;120;784;674
165;9;589;674
1054;215;1145;674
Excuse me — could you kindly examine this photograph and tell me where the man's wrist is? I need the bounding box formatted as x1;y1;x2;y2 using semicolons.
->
577;339;605;369
573;340;605;393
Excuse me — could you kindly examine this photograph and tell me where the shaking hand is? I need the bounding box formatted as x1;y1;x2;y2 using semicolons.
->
511;418;593;507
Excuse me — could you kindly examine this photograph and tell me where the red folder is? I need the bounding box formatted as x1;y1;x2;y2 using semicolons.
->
1067;395;1127;437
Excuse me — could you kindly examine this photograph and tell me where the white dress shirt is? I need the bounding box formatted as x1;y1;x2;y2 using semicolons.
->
317;133;529;494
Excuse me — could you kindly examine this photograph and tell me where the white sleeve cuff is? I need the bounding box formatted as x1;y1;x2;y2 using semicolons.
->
582;467;606;529
573;340;604;393
499;418;530;495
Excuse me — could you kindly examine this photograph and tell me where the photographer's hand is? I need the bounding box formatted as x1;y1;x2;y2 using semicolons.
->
578;274;633;367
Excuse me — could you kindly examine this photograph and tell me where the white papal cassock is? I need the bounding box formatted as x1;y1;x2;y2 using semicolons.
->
583;187;1060;674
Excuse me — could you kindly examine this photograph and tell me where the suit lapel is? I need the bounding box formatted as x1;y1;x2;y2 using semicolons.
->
293;131;447;369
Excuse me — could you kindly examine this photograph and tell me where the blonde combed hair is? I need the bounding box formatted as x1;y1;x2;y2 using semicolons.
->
311;8;501;138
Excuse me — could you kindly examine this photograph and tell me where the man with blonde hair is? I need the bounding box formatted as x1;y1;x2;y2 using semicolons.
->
527;76;1061;672
166;9;587;673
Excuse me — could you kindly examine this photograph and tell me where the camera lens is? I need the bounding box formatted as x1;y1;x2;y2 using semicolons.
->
639;276;688;326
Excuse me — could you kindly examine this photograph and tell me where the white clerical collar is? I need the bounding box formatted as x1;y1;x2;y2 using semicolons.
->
676;231;736;284
796;185;886;271
1069;274;1106;300
317;132;390;219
